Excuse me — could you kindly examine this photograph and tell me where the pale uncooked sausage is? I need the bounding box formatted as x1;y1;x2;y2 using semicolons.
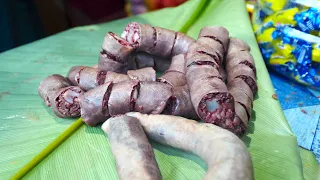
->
102;115;162;180
126;112;254;180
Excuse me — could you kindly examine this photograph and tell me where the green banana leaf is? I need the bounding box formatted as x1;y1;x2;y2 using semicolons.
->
0;0;318;179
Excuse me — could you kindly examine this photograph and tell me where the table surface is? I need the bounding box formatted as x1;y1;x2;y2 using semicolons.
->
269;71;320;164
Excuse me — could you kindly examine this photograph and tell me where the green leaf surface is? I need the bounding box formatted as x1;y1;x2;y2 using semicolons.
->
0;0;318;180
0;1;205;179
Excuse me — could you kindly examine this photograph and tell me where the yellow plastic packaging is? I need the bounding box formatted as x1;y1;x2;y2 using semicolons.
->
253;0;320;88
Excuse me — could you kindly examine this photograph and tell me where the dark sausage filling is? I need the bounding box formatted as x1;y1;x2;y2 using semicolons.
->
123;23;140;48
198;92;234;128
162;96;177;115
229;115;246;136
109;32;133;47
130;83;140;111
207;76;223;81
203;35;225;52
239;61;256;75
197;50;220;65
237;102;250;121
156;78;170;85
97;70;107;85
100;50;116;61
102;83;113;116
236;75;257;95
187;61;218;69
55;87;82;117
170;32;178;56
75;67;84;84
100;50;123;63
150;27;157;52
